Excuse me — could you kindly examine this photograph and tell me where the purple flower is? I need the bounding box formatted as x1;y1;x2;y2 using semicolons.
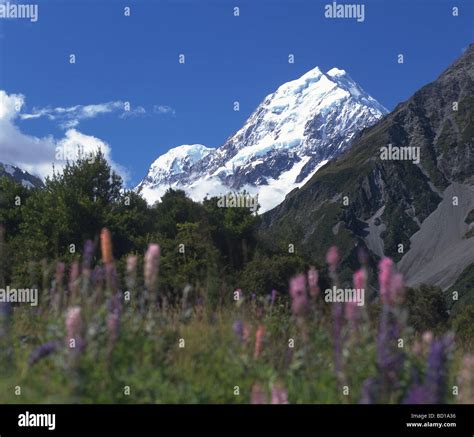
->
232;320;244;342
82;240;94;269
28;341;60;366
403;385;432;404
270;289;277;307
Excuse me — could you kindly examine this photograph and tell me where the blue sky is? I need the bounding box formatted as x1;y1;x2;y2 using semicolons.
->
0;0;473;185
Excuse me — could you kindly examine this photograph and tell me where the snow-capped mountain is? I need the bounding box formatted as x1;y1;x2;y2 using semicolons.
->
137;66;388;211
0;162;43;188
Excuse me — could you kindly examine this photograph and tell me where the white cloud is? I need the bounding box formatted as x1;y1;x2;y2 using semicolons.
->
0;90;129;183
20;101;125;129
153;105;176;116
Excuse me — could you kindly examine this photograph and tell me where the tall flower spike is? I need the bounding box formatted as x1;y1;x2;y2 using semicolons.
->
100;228;113;265
307;267;319;298
326;246;340;273
378;257;394;305
144;244;160;294
289;274;308;316
65;306;85;355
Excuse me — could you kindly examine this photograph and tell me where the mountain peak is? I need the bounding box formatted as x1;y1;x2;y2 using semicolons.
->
326;67;347;77
137;65;388;211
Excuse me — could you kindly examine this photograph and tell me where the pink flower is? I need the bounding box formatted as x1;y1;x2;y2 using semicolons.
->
65;306;83;348
326;246;340;272
378;257;394;304
390;272;405;304
289;274;308;316
307;267;319;298
250;383;268;404
271;383;289;404
126;255;137;276
144;244;160;292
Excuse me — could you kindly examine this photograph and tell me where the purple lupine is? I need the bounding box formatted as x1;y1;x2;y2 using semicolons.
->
82;240;94;270
232;320;244;342
28;341;60;366
376;306;405;389
91;265;104;289
404;335;454;404
359;377;379;404
403;385;433;404
424;335;454;403
81;240;94;294
270;289;277;308
357;246;369;266
289;274;308;316
107;294;122;361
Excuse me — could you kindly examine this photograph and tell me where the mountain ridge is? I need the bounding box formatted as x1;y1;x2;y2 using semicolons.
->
137;66;388;211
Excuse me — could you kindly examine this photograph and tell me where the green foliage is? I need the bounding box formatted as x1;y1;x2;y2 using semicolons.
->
451;304;474;352
405;284;449;334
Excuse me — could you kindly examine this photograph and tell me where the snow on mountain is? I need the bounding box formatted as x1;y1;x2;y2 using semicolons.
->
137;67;388;211
0;162;43;188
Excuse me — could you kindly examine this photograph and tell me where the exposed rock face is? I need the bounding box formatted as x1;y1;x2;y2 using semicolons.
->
260;44;474;289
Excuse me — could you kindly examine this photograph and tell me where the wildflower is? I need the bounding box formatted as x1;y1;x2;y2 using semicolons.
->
233;320;244;342
271;382;289;404
289;274;307;316
65;306;84;353
403;385;432;404
307;267;319;298
254;324;265;359
28;341;60;366
144;244;160;293
378;257;393;304
100;228;113;264
359;377;379;404
424;335;454;403
125;254;138;295
68;261;80;303
82;240;94;270
270;289;278;306
357;246;369;266
346;268;366;322
458;354;474;404
326;246;340;272
250;383;268;404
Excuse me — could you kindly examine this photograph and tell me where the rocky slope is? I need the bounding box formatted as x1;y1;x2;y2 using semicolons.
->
260;44;474;291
